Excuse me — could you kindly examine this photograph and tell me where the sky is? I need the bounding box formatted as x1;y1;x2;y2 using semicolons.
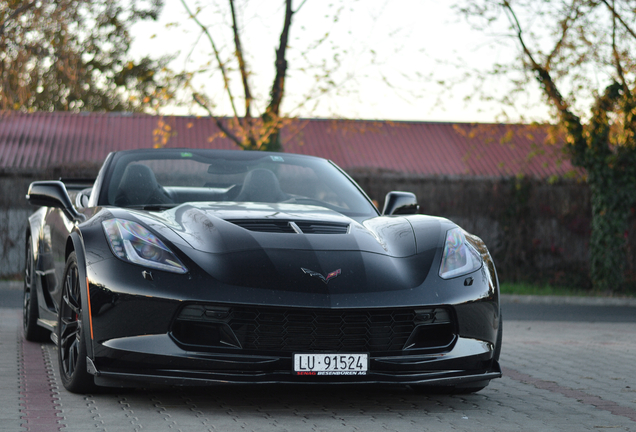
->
130;0;550;123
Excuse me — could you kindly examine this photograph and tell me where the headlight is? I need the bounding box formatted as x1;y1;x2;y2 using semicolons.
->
439;228;482;279
102;219;187;274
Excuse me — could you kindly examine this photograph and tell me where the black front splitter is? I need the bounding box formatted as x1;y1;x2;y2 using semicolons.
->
92;361;502;388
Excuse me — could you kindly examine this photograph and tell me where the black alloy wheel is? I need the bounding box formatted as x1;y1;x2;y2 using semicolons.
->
23;237;49;342
58;252;96;393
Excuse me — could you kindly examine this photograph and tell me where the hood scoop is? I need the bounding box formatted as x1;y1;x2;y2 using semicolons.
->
226;219;350;235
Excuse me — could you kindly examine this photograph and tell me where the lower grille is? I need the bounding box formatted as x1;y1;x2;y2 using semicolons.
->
172;305;455;354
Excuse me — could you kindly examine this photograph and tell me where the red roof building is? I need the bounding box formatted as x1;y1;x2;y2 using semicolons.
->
0;111;576;179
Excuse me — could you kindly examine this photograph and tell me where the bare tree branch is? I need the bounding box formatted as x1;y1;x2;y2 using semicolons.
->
502;1;569;113
228;0;258;148
193;93;245;147
610;0;629;96
545;1;582;69
600;0;636;41
180;0;241;121
229;0;253;120
266;0;294;118
0;1;36;36
179;0;314;151
501;0;586;156
608;0;635;140
295;0;308;13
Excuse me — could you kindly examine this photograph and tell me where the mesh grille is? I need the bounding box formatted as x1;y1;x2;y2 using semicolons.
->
173;305;455;354
229;308;414;352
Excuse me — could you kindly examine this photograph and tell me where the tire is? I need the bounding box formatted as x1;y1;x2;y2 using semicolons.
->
58;252;97;394
23;237;50;342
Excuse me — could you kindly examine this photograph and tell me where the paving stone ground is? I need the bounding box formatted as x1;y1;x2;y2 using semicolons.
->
2;301;636;431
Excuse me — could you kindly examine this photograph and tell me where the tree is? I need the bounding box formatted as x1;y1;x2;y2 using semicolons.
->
0;0;175;112
176;0;309;151
167;1;415;152
456;0;636;292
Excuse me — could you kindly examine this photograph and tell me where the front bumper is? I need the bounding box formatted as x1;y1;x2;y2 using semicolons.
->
84;255;501;389
89;332;501;387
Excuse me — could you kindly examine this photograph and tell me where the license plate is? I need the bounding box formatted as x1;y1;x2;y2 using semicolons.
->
293;353;368;376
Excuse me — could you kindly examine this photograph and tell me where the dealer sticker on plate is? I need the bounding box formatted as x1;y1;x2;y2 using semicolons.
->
293;353;368;376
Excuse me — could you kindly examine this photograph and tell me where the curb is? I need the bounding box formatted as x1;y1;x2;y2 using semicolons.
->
1;281;22;290
501;294;636;307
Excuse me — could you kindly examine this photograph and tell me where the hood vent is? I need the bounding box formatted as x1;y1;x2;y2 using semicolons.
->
295;221;349;234
226;219;349;234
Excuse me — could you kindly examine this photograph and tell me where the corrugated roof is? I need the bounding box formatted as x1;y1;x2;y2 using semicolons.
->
0;111;577;178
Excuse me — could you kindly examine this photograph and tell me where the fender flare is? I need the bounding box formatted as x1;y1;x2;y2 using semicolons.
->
26;208;49;317
68;230;94;359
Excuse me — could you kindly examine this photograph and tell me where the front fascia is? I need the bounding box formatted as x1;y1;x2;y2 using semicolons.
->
83;250;498;355
79;206;499;386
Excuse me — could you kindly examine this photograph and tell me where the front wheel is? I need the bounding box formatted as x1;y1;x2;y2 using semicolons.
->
58;252;97;394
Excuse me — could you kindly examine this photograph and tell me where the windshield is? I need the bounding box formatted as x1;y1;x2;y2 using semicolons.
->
100;149;378;218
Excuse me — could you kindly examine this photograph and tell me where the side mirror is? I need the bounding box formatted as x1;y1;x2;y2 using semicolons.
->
382;191;419;216
26;181;85;222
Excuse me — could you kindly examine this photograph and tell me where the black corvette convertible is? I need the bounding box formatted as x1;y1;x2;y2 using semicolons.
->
24;148;501;394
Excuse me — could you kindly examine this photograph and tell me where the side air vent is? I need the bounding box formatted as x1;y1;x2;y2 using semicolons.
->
226;219;349;234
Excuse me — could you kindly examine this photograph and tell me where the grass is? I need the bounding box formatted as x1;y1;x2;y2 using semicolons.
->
500;281;634;297
1;275;22;282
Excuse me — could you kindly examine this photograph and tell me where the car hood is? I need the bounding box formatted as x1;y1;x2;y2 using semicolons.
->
129;203;447;300
136;202;441;257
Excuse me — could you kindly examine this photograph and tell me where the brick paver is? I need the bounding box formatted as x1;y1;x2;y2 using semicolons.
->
2;304;636;431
